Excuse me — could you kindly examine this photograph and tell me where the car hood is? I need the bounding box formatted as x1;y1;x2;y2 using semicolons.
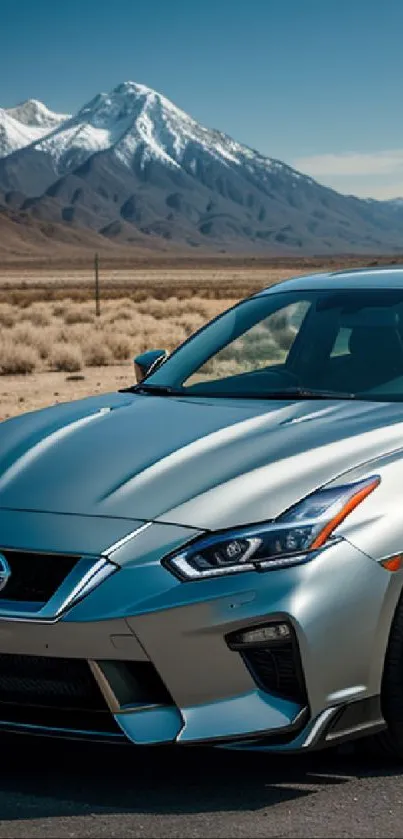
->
0;390;403;530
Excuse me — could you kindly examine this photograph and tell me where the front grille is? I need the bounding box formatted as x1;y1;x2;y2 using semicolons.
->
0;550;78;602
0;653;120;735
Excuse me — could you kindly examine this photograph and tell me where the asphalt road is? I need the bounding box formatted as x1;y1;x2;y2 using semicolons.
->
0;735;402;838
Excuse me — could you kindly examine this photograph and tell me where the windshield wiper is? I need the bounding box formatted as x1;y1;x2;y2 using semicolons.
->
258;387;357;400
125;384;357;400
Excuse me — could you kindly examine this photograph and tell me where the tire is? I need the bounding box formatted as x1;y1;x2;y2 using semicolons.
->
367;591;403;760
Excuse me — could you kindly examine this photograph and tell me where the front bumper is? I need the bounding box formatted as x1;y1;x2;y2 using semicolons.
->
0;513;401;750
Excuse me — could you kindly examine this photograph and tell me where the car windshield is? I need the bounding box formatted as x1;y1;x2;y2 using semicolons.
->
141;288;403;401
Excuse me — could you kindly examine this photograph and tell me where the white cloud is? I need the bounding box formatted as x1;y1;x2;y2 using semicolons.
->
291;149;403;199
293;149;403;177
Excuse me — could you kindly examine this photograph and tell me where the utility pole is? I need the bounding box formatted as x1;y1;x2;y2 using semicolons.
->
94;252;100;317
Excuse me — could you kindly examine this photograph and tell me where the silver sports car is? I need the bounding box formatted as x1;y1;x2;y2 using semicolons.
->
3;267;403;758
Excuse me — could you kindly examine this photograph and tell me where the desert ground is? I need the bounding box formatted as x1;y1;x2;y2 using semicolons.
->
0;256;396;419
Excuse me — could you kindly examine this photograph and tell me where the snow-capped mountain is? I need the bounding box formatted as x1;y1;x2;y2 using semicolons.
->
1;82;403;254
0;81;307;197
0;99;70;158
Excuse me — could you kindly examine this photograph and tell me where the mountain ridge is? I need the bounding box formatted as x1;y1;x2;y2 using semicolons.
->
1;81;403;256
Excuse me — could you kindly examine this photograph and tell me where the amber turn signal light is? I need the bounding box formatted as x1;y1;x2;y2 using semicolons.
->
310;476;380;550
381;555;403;572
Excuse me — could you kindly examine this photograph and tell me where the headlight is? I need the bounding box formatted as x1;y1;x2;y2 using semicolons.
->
165;475;380;580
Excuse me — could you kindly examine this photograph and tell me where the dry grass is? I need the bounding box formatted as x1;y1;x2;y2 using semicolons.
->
0;295;235;377
0;290;240;421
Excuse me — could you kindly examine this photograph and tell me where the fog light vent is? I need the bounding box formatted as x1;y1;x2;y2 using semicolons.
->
226;622;307;704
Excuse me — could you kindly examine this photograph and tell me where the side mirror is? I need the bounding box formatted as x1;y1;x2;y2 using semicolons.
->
134;349;168;383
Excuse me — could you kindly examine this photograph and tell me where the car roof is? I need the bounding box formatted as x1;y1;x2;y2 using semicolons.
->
259;266;403;295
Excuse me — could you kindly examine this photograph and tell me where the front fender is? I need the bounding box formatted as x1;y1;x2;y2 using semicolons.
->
325;448;403;561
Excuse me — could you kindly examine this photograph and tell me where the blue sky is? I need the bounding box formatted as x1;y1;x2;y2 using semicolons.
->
2;0;403;198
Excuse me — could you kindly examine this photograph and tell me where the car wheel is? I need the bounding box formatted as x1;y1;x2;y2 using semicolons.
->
368;592;403;759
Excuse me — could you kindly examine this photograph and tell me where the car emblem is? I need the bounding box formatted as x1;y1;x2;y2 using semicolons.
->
0;553;11;593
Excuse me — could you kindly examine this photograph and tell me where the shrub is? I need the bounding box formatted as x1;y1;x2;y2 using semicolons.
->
64;305;95;325
10;322;55;360
0;342;39;374
137;298;171;319
104;308;134;323
105;298;136;322
144;322;186;352
122;313;158;336
83;337;112;366
174;313;205;336
50;342;83;372
52;299;73;317
24;302;52;327
0;304;16;328
56;323;90;346
105;333;133;361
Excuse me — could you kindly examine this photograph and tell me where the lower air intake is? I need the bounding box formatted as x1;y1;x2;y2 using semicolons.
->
0;653;121;735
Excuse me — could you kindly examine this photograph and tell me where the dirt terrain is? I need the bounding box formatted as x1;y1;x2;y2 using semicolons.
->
0;365;134;421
